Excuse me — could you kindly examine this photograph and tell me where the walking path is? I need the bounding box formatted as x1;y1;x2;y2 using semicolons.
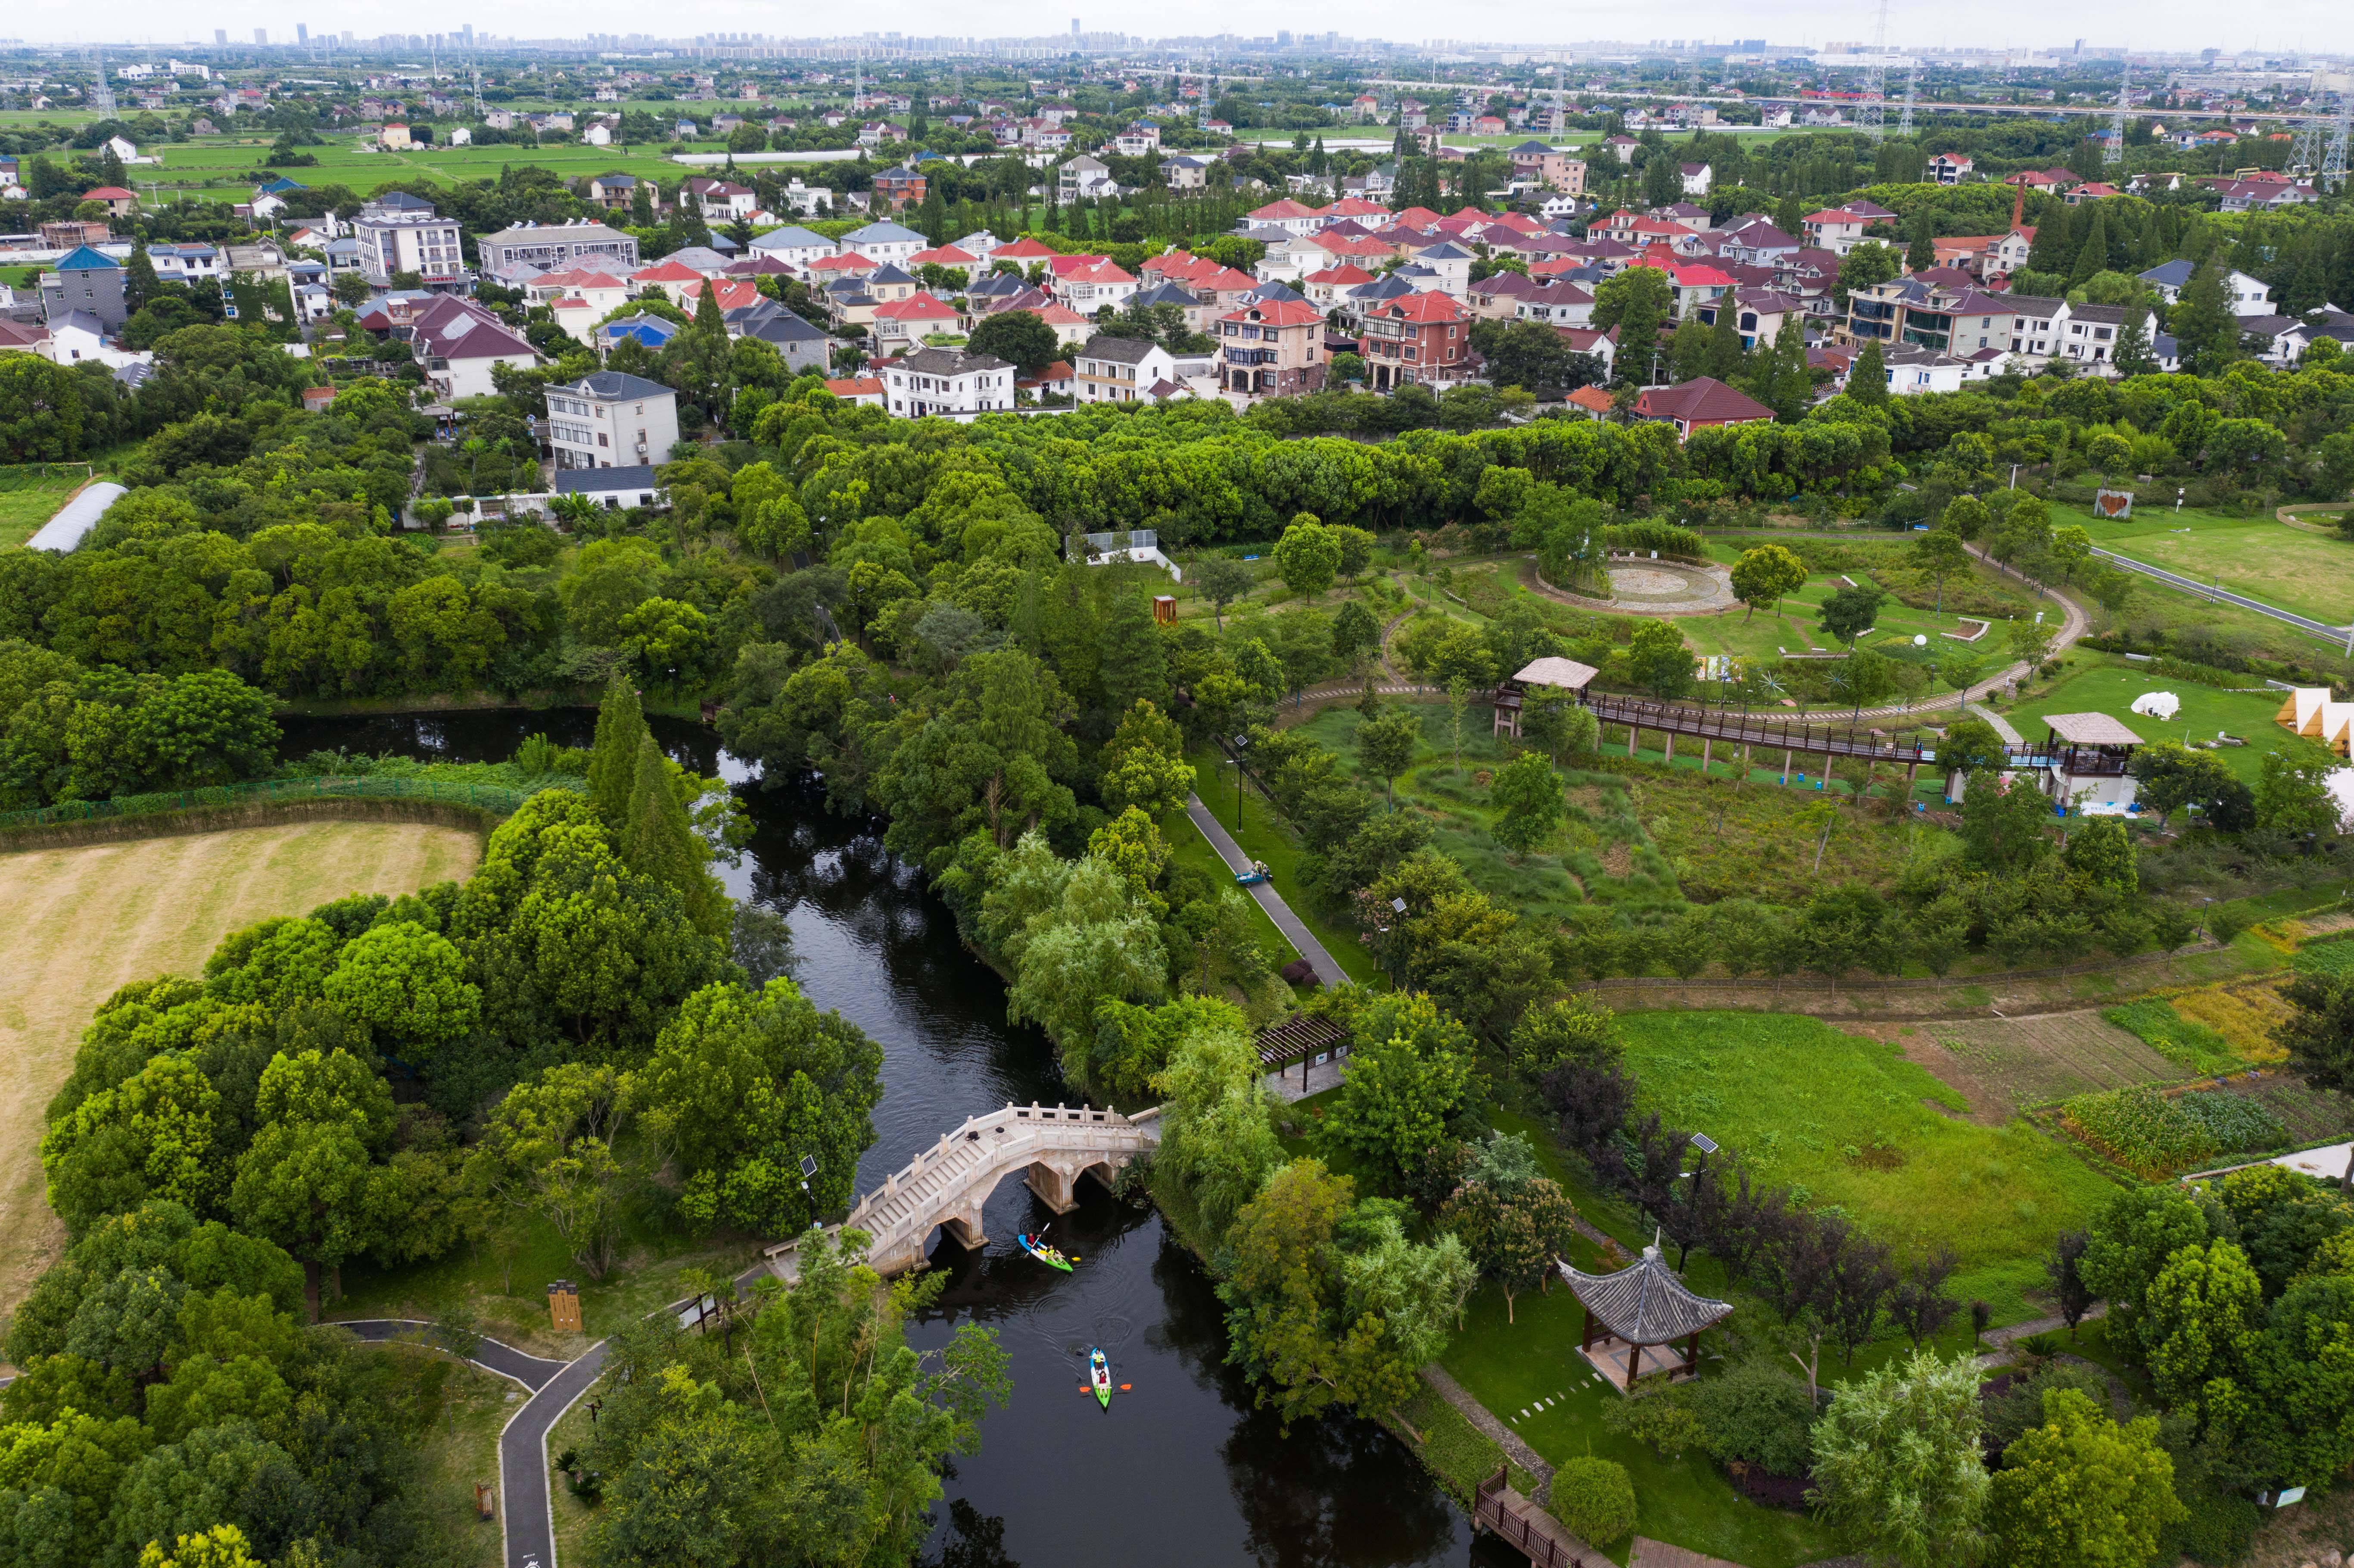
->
1183;791;1349;986
336;1319;605;1568
2091;545;2350;643
1969;703;2024;743
1420;1364;1555;1499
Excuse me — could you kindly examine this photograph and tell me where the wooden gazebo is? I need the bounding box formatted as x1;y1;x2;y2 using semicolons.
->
1493;656;1600;739
1561;1244;1732;1393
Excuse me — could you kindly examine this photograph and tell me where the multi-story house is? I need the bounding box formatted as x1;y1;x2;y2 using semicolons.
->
1074;333;1205;404
871;166;927;211
353;192;466;290
687;178;757;222
585;173;639;211
1359;290;1469;391
1057;259;1138;314
1159;155;1211;190
2136;260;2271;314
1215;298;1326;400
1513;279;1596;330
869;292;961;355
1632;377;1774;440
1112;123;1161;156
407;297;541;402
838;221;924;269
1059;156;1120;202
1506;141;1586;193
476;219;638;281
1694;286;1804;352
544;370;679;471
747;224;838;274
878;345;1016;420
38;246;128;330
1927;152;1973;184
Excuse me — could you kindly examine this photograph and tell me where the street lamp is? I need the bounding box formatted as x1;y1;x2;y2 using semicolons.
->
1232;732;1250;820
1675;1132;1718;1272
798;1154;820;1232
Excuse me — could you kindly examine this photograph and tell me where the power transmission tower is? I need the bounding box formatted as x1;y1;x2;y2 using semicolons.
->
2289;110;2327;176
1899;57;1918;136
2105;59;2130;168
88;51;117;115
1859;0;1891;142
2324;92;2352;193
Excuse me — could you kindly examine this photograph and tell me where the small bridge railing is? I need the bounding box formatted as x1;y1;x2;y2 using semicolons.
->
1474;1468;1586;1568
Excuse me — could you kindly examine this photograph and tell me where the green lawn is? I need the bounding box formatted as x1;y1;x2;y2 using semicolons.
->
1184;747;1385;986
142;138;728;202
2059;503;2354;628
2005;656;2295;784
1615;1011;2124;1319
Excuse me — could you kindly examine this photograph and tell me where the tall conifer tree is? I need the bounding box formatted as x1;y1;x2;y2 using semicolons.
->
588;677;647;828
623;734;726;935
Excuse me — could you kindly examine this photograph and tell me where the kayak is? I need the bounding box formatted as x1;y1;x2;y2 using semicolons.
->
1018;1233;1072;1272
1089;1347;1112;1409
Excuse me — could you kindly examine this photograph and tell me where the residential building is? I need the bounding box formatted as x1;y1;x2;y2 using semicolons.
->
1415;242;1474;298
477;220;637;280
1245;198;1326;238
1057;259;1138;314
1842;276;2018;356
39;246;127;330
1679;162;1713;196
1215;298;1326;400
2136;260;2271;315
0;317;51;358
879;345;1016;420
1693;287;1802;352
1880;343;1972;394
1513;279;1596;329
822;376;887;408
1075;333;1199;404
869;291;961;354
80;186;137;218
526;266;631;321
586;174;640;212
1927;152;1974;184
1159;155;1211;190
1358;290;1469;391
747;224;838;274
353;193;466;290
545;370;679;471
838;221;924;269
726;301;831;376
1800;207;1872;254
1507;141;1585;193
871;165;927;211
1463;270;1540;321
1112;123;1161;157
552;466;666;511
687;178;757;222
1632;377;1773;439
408;297;541;402
1059;155;1119;202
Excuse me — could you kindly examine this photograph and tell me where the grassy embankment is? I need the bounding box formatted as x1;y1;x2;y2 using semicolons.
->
2060;501;2354;629
0;821;482;1317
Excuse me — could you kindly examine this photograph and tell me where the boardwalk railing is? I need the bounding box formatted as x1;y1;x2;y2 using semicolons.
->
1474;1467;1586;1568
0;775;541;831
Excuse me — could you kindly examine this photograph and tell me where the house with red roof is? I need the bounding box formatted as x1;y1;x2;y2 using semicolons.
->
1632;377;1773;440
1566;384;1616;420
822;376;887;408
526;266;632;317
906;245;980;282
1056;259;1137;313
990;236;1064;267
631;258;711;305
804;252;880;283
1247;198;1324;237
1359;289;1469;391
1214;298;1326;401
408;296;541;401
80;186;138;217
680;277;763;314
1303;263;1377;310
870;291;961;353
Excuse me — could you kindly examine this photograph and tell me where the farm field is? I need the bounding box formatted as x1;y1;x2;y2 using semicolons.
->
0;819;482;1316
2005;656;2292;784
1614;1010;2123;1319
145;138;711;200
0;470;91;549
1912;1011;2181;1123
2058;502;2354;628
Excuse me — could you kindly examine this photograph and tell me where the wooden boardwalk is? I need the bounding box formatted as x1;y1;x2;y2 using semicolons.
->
1474;1467;1594;1567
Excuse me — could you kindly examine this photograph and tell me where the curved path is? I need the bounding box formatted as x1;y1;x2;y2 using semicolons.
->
336;1319;605;1568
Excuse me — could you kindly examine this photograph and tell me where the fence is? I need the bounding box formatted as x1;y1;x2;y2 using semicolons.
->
0;775;538;832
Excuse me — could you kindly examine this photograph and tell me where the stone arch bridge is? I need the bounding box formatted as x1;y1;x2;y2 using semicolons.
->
763;1102;1162;1282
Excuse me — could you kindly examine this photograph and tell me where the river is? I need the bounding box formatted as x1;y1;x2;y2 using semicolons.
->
281;710;1504;1568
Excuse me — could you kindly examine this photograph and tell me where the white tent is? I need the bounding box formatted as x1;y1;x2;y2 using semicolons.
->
2129;691;2180;721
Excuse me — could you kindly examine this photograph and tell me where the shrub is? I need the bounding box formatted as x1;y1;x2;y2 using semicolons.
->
2290;936;2354;981
1551;1455;1637;1545
1601;1388;1709;1457
2172;1489;2262;1566
1692;1359;1817;1476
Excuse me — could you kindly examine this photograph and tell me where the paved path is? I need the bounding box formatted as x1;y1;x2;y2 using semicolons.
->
1969;703;2024;743
2092;545;2350;644
336;1319;601;1568
1183;792;1349;986
1419;1364;1555;1500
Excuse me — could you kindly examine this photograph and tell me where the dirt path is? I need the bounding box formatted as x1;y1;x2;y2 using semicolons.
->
0;822;480;1313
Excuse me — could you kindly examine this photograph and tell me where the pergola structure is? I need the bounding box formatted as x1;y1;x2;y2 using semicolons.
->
1561;1244;1732;1393
1493;656;1600;739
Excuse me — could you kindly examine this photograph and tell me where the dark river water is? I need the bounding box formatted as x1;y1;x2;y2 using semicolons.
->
281;710;1503;1568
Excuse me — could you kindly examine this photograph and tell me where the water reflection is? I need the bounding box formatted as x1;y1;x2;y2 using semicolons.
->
280;709;1487;1568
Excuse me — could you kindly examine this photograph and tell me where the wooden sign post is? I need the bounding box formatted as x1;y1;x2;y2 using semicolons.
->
548;1279;582;1333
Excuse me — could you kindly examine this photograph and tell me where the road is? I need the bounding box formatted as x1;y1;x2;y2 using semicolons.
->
2090;546;2350;646
1183;791;1351;986
337;1319;607;1568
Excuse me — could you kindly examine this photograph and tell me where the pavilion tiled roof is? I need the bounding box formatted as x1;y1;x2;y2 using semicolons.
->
1561;1249;1733;1344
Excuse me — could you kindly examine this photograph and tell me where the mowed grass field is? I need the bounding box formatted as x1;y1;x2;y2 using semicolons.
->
0;474;90;550
1616;1011;2123;1319
0;821;481;1316
143;136;854;201
2007;656;2292;783
2059;502;2354;627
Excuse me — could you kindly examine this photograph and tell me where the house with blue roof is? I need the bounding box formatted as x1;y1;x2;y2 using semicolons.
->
40;246;128;330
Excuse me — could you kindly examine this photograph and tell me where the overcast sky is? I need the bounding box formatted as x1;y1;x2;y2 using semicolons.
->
17;0;2354;63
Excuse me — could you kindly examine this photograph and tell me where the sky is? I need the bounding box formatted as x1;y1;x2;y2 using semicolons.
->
16;0;2354;61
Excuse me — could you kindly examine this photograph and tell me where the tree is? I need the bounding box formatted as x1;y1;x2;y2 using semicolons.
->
1833;647;1898;719
1520;688;1595;765
467;1063;633;1280
2169;257;2239;376
228;1075;400;1318
1358;711;1420;809
1626;619;1694;700
2276;969;2354;1189
2127;740;2238;831
1990;1388;2183;1568
1904;211;1936;273
968;308;1060;375
1817;584;1887;647
1730;543;1808;621
2255;743;2340;837
1551;1456;1636;1545
1272;515;1342;599
587;675;648;828
2076;1186;2211;1359
1488;751;1564;857
1809;1349;1990;1568
1099;587;1170;715
1836;242;1900;305
40;1055;221;1235
1849;338;1887;404
2144;1238;2262;1416
623;734;728;936
1330;600;1381;669
636;978;883;1235
321;921;479;1060
138;1524;265;1568
1438;1173;1578;1322
1483;320;1596;399
1592;267;1672;375
1323;993;1475;1193
1192;555;1254;629
1884;1246;1960;1347
1912;528;1971;613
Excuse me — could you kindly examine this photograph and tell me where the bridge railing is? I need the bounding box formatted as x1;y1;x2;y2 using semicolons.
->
834;1102;1162;1235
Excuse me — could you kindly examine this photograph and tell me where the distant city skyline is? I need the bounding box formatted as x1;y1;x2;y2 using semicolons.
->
9;0;2352;60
